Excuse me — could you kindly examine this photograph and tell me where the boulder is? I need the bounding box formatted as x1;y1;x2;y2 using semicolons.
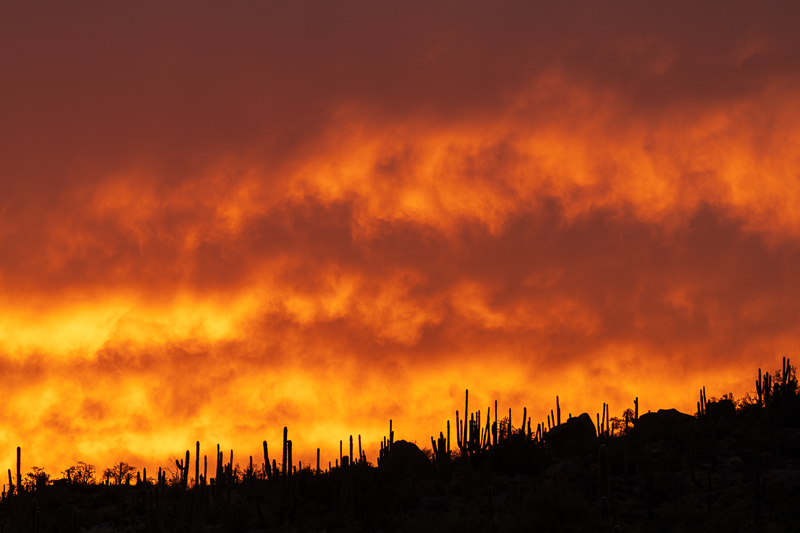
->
636;409;694;439
418;497;449;512
765;469;800;498
384;440;432;479
709;399;737;421
654;472;685;500
545;413;597;455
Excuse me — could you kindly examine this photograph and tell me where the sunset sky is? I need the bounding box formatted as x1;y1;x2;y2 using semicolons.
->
2;1;800;480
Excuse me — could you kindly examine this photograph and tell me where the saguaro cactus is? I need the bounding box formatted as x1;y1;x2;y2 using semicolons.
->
464;390;469;449
698;390;705;417
557;396;561;426
494;400;498;446
432;431;450;466
599;444;610;521
756;368;763;407
283;427;288;477
287;440;293;479
600;497;610;522
183;450;190;490
523;407;527;435
484;407;492;448
216;444;221;481
17;447;21;495
456;411;462;452
782;357;790;386
765;372;772;403
263;441;271;480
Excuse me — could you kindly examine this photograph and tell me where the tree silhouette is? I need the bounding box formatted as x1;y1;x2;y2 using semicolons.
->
621;408;635;433
79;461;97;484
610;416;625;436
63;462;96;485
103;462;136;485
23;467;49;491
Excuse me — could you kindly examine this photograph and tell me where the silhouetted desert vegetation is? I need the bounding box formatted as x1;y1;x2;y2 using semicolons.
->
1;359;798;532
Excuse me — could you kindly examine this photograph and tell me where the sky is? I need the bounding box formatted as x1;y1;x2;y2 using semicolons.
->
1;1;800;480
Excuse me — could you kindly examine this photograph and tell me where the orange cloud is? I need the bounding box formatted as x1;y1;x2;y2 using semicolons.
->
1;0;799;478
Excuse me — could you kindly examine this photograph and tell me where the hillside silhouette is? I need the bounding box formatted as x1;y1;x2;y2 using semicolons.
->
1;359;798;532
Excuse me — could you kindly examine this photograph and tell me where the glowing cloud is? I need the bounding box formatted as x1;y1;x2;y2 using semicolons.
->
1;0;799;477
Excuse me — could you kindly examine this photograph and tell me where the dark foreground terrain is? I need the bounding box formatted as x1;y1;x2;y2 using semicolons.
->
1;361;798;533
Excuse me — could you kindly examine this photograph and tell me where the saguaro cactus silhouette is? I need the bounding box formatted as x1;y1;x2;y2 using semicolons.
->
557;396;561;426
283;427;288;477
464;389;469;450
263;440;271;480
447;420;450;453
757;368;764;407
216;444;221;481
599;444;610;521
16;447;21;495
287;440;293;479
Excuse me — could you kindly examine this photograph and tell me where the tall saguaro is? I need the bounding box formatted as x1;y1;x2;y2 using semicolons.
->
282;427;288;477
464;390;469;449
16;447;21;495
182;450;190;490
263;441;270;480
287;440;293;478
494;400;498;446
